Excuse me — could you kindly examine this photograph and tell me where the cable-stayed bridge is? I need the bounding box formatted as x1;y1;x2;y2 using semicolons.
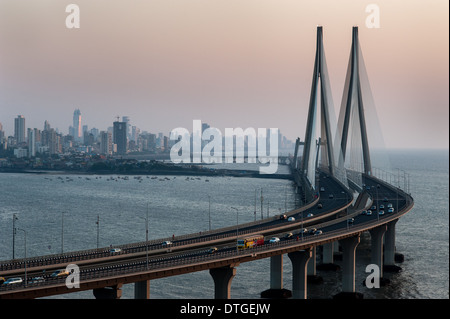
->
0;26;413;300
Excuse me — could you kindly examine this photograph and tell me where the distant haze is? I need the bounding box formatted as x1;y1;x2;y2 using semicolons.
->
0;0;448;149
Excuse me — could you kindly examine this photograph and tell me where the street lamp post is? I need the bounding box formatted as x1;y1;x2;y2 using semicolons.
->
208;195;211;231
146;204;149;270
231;207;238;251
61;212;65;254
12;213;18;259
16;228;27;287
96;215;100;249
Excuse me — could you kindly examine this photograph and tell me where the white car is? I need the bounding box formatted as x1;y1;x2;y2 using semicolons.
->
379;210;385;215
388;207;394;213
307;213;314;218
162;241;172;246
313;230;323;235
320;187;325;192
288;217;295;222
109;248;122;254
269;237;280;243
3;277;23;285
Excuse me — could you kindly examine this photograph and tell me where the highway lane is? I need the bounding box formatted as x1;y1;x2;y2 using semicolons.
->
0;171;352;276
0;177;412;298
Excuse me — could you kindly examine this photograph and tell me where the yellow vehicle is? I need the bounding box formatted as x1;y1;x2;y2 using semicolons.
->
237;235;264;250
51;269;70;277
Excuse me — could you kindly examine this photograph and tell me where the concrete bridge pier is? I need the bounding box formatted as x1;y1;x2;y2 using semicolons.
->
307;246;323;283
93;283;123;299
369;225;387;282
261;255;292;298
134;280;150;299
384;220;402;272
317;242;340;271
334;234;362;299
209;266;237;299
288;248;312;299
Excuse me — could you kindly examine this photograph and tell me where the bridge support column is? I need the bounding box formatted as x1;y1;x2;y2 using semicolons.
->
384;220;402;272
288;248;312;299
134;280;150;299
270;255;283;289
323;242;333;264
318;242;340;271
93;283;123;299
261;255;292;298
334;234;362;298
209;266;236;299
369;225;387;281
307;246;323;283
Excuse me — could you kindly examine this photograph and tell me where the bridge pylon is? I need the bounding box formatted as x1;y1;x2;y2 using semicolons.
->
335;26;372;177
301;26;337;188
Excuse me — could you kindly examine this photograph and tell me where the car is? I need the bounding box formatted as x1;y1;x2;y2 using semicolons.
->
279;214;287;220
307;213;314;218
366;210;373;216
329;194;334;199
284;232;293;239
269;237;280;243
162;241;172;246
380;204;384;209
361;210;367;215
320;187;325;192
388;207;394;213
317;203;323;209
313;230;323;235
299;228;308;234
371;205;377;210
51;269;69;277
29;276;45;284
347;218;354;224
387;203;393;208
3;277;23;285
109;248;122;254
379;210;385;215
308;228;317;234
288;217;295;222
207;247;218;254
383;197;388;202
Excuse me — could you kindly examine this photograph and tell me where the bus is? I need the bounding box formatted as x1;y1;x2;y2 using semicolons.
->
237;234;265;250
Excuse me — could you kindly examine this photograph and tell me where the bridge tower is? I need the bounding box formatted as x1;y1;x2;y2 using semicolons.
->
336;26;372;176
301;26;336;187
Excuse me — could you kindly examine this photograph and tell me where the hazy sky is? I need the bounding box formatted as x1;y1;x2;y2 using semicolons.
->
0;0;448;149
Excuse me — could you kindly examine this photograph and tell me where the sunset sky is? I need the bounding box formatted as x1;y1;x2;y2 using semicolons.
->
0;0;448;149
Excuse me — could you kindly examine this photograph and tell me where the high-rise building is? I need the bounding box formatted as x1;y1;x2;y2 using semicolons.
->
113;121;127;155
122;116;130;139
14;115;26;144
73;109;82;142
28;128;36;157
100;131;112;155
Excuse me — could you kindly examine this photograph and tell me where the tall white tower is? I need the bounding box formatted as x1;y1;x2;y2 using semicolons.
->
73;109;82;142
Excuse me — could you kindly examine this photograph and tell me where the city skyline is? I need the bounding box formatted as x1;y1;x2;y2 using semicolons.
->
0;1;448;150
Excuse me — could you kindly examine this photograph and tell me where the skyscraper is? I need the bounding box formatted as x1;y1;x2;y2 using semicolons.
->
113;121;127;155
100;131;112;155
73;109;82;142
14;115;26;144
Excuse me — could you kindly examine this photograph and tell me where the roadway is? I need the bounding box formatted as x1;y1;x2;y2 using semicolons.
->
0;172;413;299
